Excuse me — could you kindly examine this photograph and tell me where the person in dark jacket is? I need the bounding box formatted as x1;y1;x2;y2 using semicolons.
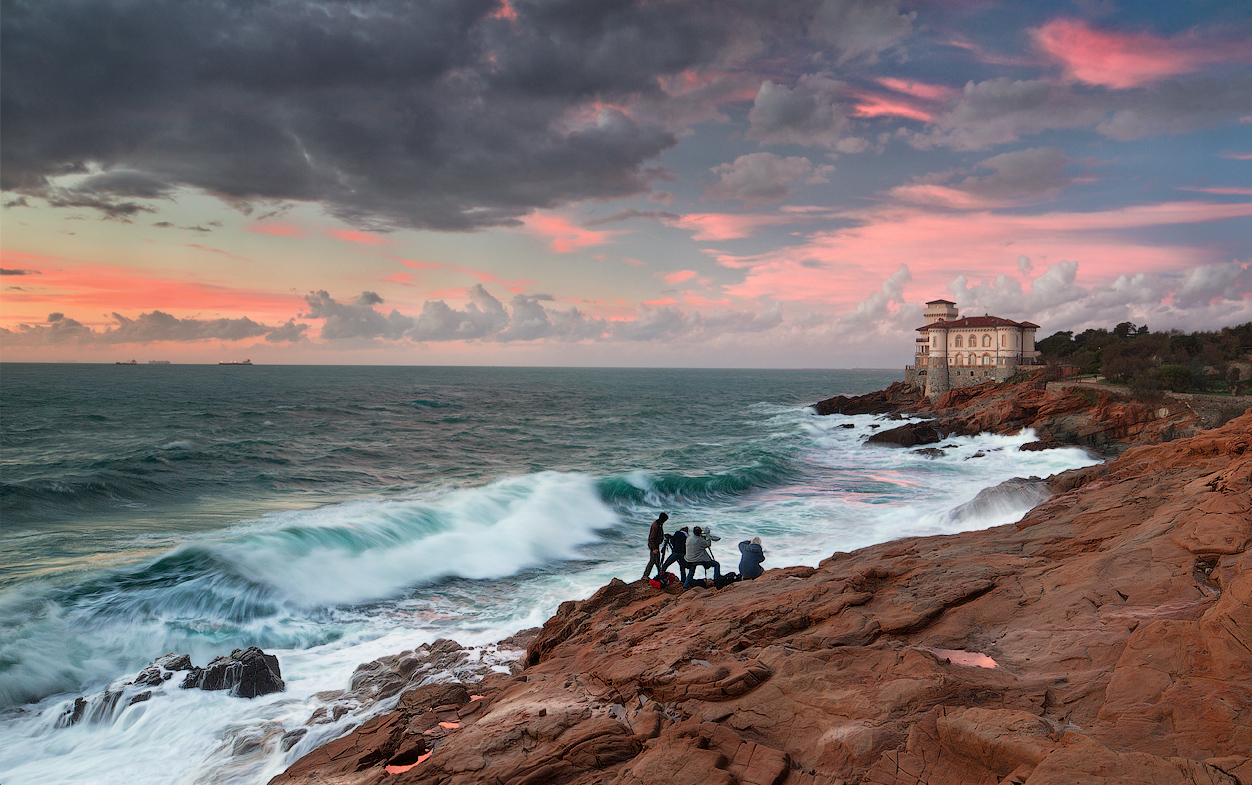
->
661;526;690;585
738;537;765;579
642;512;668;580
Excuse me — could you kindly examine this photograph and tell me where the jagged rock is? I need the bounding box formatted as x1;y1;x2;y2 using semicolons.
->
866;421;942;447
181;646;284;698
270;411;1252;785
131;652;193;687
55;697;88;728
912;447;945;458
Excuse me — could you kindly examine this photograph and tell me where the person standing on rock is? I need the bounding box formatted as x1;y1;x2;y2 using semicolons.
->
683;526;721;588
662;526;691;585
643;512;668;581
738;537;765;579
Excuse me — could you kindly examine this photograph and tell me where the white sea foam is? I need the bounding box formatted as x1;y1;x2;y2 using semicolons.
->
220;471;619;607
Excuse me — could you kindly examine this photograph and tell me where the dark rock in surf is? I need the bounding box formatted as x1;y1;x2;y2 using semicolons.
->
131;653;193;688
181;646;285;699
813;381;922;416
865;422;942;448
912;447;946;459
56;697;88;728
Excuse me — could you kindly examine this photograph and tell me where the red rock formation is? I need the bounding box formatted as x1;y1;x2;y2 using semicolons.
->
270;412;1252;785
847;377;1203;454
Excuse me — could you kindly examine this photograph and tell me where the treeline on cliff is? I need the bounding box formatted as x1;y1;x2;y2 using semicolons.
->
1037;321;1252;395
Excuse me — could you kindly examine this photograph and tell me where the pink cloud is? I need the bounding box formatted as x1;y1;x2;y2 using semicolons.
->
382;273;415;285
887;184;1004;210
1219;153;1252;160
662;270;698;284
0;250;302;326
247;222;304;238
1176;186;1252;195
523;214;621;253
490;0;517;21
327;229;392;246
397;258;441;271
1031;19;1249;89
720;200;1252;307
875;77;958;102
667;212;798;241
851;93;933;122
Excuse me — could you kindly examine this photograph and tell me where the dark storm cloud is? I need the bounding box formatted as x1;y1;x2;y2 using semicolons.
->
1;0;833;230
1;268;41;275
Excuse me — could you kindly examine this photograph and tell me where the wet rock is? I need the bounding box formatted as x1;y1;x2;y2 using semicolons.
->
865;422;942;448
912;447;945;458
181;646;284;698
813;381;922;416
56;697;88;728
280;728;307;752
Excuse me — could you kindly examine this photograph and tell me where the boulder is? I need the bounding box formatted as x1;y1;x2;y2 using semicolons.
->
865;422;942;448
181;646;284;698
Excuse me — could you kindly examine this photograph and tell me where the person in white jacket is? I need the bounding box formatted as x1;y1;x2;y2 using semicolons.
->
683;526;721;587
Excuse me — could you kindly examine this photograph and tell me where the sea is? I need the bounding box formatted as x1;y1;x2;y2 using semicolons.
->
0;364;1102;784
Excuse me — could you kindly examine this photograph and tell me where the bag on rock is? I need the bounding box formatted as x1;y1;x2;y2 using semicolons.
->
714;572;739;589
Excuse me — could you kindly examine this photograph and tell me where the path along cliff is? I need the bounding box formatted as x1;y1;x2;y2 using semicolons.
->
271;410;1252;785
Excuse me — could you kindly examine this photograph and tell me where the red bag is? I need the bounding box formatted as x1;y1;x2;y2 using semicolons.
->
648;578;663;589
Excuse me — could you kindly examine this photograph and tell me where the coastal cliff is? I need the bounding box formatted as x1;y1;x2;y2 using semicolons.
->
270;410;1251;785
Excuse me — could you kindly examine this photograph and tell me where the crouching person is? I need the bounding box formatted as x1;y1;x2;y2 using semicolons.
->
683;526;721;588
738;536;765;579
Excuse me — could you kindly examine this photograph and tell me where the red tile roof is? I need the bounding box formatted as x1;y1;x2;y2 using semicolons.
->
917;315;1039;331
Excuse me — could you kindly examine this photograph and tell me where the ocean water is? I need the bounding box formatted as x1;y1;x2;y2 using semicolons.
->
0;364;1101;784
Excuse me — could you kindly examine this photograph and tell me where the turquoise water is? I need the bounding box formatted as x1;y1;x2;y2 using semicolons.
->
0;365;1100;784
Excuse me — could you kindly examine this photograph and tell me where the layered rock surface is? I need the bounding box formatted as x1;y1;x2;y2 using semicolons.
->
271;411;1251;785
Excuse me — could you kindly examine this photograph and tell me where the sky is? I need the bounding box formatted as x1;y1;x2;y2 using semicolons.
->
2;0;1250;367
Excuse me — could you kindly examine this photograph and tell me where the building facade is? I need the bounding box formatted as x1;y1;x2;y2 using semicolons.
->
905;299;1041;399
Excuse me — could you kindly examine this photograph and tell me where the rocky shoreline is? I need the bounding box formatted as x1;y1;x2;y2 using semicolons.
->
813;377;1226;455
267;387;1250;785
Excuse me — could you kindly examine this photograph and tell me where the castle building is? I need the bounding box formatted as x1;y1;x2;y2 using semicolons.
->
905;299;1041;399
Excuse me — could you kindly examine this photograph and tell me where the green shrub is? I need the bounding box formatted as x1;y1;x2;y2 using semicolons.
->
1158;365;1192;392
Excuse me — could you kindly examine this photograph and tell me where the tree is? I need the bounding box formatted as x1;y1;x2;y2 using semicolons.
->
1037;331;1075;357
1227;365;1245;396
1159;365;1192;392
1114;322;1137;339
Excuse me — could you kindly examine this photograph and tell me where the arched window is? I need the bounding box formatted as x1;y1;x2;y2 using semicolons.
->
982;334;992;347
955;353;963;365
954;336;963;348
968;353;976;365
983;353;991;366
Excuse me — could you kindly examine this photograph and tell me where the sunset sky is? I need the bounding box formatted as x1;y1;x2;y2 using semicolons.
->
2;0;1250;366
